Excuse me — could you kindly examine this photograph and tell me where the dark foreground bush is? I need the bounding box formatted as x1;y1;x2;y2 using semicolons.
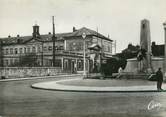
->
1;76;6;79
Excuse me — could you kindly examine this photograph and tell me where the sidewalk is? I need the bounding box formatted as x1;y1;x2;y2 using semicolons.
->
32;78;166;92
0;74;82;82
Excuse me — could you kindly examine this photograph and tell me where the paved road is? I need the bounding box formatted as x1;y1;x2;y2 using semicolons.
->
0;76;166;117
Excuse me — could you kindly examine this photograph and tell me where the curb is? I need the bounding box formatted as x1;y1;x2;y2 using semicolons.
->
31;79;166;93
31;85;166;93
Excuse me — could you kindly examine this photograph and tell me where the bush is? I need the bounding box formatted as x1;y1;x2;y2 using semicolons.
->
1;76;5;79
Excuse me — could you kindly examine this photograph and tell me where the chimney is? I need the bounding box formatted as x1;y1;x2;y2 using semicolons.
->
32;24;40;38
73;27;76;32
17;34;20;38
152;41;156;46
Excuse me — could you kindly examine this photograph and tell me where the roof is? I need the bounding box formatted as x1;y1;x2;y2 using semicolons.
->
0;27;112;45
67;27;111;40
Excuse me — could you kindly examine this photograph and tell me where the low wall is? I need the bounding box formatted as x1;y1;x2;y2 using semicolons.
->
124;57;164;73
0;67;62;78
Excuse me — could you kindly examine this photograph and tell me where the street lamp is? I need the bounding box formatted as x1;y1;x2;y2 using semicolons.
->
41;42;44;66
163;21;166;78
82;32;86;78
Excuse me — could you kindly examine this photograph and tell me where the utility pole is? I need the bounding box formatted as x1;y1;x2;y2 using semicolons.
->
163;21;166;78
97;27;99;44
82;32;86;78
114;40;116;54
52;16;56;67
41;42;44;66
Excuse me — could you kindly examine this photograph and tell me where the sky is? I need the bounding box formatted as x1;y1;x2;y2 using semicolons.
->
0;0;166;53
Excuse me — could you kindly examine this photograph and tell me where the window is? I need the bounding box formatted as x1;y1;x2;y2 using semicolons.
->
14;59;18;64
32;46;36;53
24;47;26;53
5;59;8;66
38;46;41;52
56;46;64;51
6;48;9;55
19;48;23;54
10;59;13;66
43;46;47;51
15;48;18;54
27;47;30;53
77;60;83;71
48;46;53;51
10;48;13;54
55;46;58;51
108;46;110;52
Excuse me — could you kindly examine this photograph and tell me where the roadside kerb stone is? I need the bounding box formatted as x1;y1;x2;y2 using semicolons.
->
31;78;166;92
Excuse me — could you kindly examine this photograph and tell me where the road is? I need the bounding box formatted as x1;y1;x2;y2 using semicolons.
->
0;76;166;117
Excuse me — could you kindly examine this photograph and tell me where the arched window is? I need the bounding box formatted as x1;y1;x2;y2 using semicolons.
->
32;46;36;53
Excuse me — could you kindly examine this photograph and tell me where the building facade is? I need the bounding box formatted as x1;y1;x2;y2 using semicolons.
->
0;25;113;73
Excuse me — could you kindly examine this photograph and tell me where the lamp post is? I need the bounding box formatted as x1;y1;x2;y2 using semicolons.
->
163;21;166;78
82;32;86;78
41;42;44;66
